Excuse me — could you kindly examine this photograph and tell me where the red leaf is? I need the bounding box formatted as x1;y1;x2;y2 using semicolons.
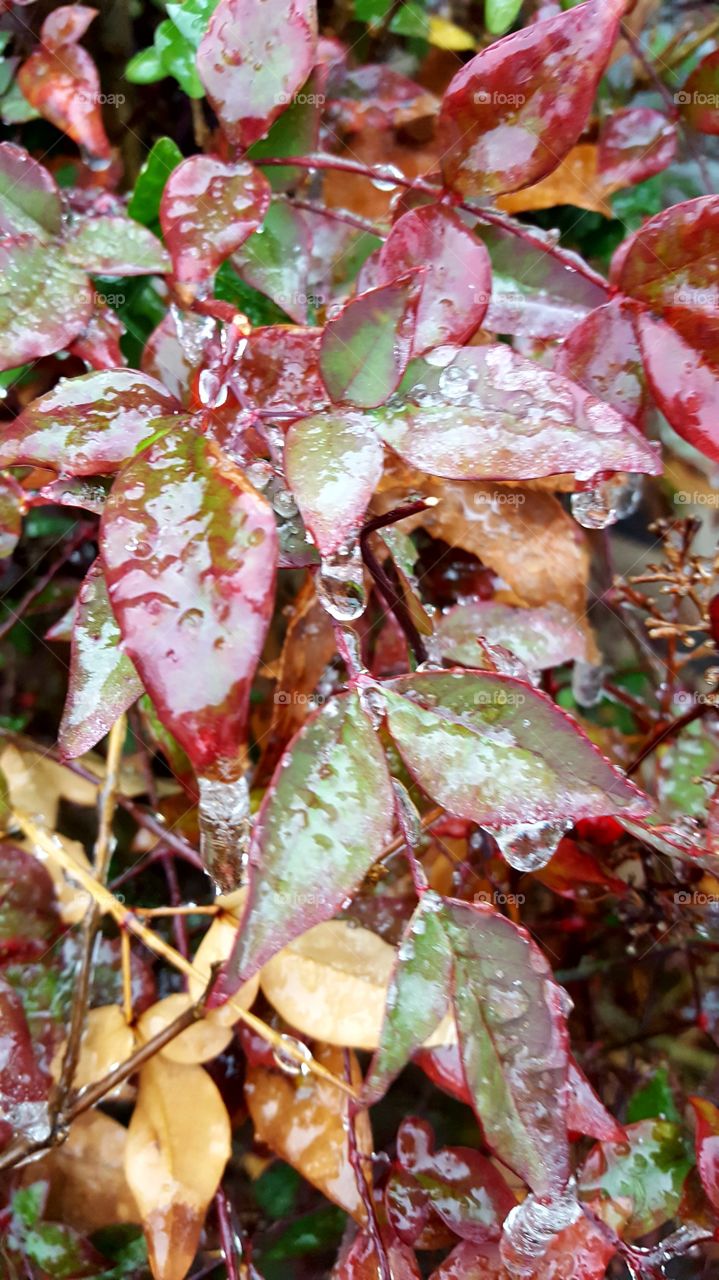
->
429;1219;615;1280
689;1097;719;1215
230;325;327;421
598;107;677;189
0;977;51;1151
568;1059;625;1143
18;39;111;161
680;50;719;136
0;142;62;239
612;195;719;318
0;237;92;371
437;0;625;197
414;1043;472;1106
100;422;278;776
332;1230;421;1280
376;206;491;356
142;310;215;404
374;344;661;482
160;156;271;287
394;1116;516;1242
0;370;181;475
429;1240;505;1280
320;277;418;408
69;302;126;371
556;297;646;425
41;4;97;49
636;307;719;462
196;0;317;150
480;224;608;341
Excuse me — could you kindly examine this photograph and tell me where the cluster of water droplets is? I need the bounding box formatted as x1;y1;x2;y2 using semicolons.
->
492;818;571;872
571;472;643;530
500;1180;582;1277
316;540;367;622
197;772;251;893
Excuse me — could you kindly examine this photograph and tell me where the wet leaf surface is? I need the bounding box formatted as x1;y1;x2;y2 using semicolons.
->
438;0;624;197
101;422;278;775
432;601;589;671
0;237;91;370
285;409;383;554
224;692;394;988
160;156;270;286
63;216;171;276
320;277;418;408
58;561;143;759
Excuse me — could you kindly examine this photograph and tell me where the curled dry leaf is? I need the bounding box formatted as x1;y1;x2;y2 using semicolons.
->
125;1056;232;1280
245;1042;371;1220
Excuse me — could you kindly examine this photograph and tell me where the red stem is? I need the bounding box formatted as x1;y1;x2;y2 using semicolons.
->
257;152;610;292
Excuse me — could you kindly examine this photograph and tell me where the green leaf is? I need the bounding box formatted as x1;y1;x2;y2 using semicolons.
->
580;1119;693;1238
232;201;310;323
0;143;62;239
355;0;391;23
214;262;291;324
12;1184;45;1230
485;0;523;34
155;18;205;97
58;562;143;760
0;239;91;371
390;3;429;37
382;672;648;833
365;892;452;1102
128;137;184;230
319;278;417;408
166;0;221;47
225;691;394;986
247;73;322;192
626;1068;680;1124
254;1162;301;1220
125;45;165;85
63;216;170;276
284;410;383;556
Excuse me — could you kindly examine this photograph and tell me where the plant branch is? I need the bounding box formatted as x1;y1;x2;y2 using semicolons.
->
256;154;610;292
626;701;714;776
13;810;359;1101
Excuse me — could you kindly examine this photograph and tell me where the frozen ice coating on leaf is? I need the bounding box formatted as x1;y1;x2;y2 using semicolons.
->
197;772;251;894
0;239;93;372
432;601;589;672
383;672;649;830
222;691;394;989
100;422;278;778
374;345;662;484
0;370;182;475
500;1180;582;1277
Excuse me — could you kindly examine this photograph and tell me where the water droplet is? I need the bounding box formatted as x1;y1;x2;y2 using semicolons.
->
316;542;366;622
392;777;422;847
272;486;298;519
360;684;387;729
197;772;251;893
272;1033;313;1076
571;473;642;530
492;818;571;872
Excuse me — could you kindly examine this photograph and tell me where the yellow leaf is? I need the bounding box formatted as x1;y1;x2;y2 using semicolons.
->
72;1004;135;1089
428;15;476;51
125;1057;231;1280
188;890;260;1027
136;993;233;1065
261;920;395;1049
497;144;617;217
22;1110;139;1232
261;920;454;1051
245;1044;371;1220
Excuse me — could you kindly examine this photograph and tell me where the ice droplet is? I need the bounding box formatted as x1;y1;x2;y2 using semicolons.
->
197;773;251;893
392;777;422;847
360;684;387;729
316;543;366;622
500;1180;581;1278
572;659;604;708
571;473;642;529
272;1033;313;1076
493;818;571;872
272;485;298;519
